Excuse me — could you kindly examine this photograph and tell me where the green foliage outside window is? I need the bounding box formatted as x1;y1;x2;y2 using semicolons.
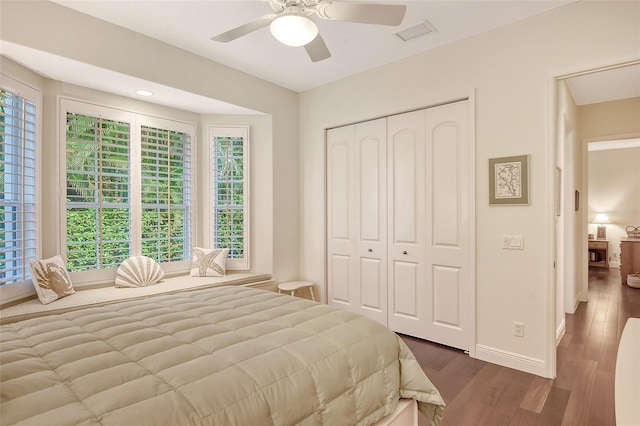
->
65;112;191;272
66;113;131;271
213;136;244;259
140;126;191;262
66;208;130;271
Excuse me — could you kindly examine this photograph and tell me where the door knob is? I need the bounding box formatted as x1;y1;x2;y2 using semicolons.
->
402;250;408;255
368;248;372;252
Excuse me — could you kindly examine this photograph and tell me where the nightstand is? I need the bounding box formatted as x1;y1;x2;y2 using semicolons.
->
588;239;609;268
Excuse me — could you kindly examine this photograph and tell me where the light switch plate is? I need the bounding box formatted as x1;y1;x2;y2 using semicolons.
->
502;235;524;250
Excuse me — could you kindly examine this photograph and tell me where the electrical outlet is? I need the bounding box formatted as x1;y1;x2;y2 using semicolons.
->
514;322;524;337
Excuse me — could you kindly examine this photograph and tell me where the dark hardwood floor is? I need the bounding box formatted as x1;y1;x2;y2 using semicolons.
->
403;267;640;426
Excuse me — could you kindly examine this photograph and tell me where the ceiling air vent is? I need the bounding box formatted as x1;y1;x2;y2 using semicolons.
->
395;21;437;42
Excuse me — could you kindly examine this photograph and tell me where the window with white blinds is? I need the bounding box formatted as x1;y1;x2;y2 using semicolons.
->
211;126;249;269
140;125;191;262
0;86;38;286
62;100;194;275
65;113;131;272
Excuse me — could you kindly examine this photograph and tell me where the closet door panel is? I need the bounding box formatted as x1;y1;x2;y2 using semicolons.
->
432;125;459;245
330;255;352;303
329;144;350;241
387;110;427;338
432;265;461;327
359;139;382;241
392;137;418;243
360;258;383;310
355;119;387;324
327;126;356;309
425;100;471;351
392;261;419;317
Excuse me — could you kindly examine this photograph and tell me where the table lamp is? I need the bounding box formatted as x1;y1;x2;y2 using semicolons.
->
593;213;610;240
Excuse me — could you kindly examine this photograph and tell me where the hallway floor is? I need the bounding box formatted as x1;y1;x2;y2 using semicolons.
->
403;267;640;425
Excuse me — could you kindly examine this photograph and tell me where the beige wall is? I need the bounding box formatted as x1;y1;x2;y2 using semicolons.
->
299;1;640;377
580;97;640;141
0;1;301;301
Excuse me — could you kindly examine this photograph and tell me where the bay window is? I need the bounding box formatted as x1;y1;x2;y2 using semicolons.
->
61;99;194;275
210;126;249;269
0;76;39;286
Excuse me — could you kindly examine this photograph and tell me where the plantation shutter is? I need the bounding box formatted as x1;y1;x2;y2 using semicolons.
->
65;113;131;272
140;125;191;262
0;88;37;285
211;126;248;269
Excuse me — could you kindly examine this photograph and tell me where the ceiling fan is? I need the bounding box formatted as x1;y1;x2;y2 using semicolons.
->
211;0;407;62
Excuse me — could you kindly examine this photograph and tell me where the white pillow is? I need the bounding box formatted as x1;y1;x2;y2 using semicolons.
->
190;247;229;277
29;255;75;305
115;256;165;288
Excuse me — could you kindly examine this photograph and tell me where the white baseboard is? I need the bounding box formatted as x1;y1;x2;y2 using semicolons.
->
556;318;566;347
564;296;580;315
476;344;549;377
574;295;581;312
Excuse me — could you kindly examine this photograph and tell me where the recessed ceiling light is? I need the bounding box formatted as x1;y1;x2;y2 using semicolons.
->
136;89;154;96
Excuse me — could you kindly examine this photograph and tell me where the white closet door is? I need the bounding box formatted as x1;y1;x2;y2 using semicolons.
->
355;118;387;324
387;110;427;337
327;125;356;310
327;101;474;350
424;100;472;351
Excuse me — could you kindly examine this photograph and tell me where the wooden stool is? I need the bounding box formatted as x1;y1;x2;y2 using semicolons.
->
278;281;315;301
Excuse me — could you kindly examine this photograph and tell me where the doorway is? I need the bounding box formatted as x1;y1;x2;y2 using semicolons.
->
554;61;640;370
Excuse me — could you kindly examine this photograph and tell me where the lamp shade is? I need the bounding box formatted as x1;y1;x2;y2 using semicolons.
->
593;213;610;224
270;14;318;47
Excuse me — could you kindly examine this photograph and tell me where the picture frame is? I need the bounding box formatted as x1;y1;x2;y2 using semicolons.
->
489;155;529;205
597;226;606;240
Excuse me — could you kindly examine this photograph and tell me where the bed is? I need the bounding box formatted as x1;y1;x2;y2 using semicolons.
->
0;286;444;425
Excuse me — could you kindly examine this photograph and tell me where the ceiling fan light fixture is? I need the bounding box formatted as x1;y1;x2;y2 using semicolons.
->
270;14;318;47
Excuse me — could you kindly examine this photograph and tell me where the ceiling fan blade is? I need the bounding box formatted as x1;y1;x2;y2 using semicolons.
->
304;33;331;62
316;1;406;26
211;14;276;43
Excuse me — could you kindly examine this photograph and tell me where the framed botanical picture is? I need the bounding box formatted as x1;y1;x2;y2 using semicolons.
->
489;155;529;205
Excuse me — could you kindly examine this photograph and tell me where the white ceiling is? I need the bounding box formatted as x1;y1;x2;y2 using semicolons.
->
565;64;640;106
2;0;638;113
48;0;575;93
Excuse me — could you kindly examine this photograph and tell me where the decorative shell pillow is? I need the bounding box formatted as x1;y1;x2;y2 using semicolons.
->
29;255;75;304
115;256;165;288
190;247;229;277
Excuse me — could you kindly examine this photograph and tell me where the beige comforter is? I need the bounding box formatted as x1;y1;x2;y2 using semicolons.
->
0;286;444;425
